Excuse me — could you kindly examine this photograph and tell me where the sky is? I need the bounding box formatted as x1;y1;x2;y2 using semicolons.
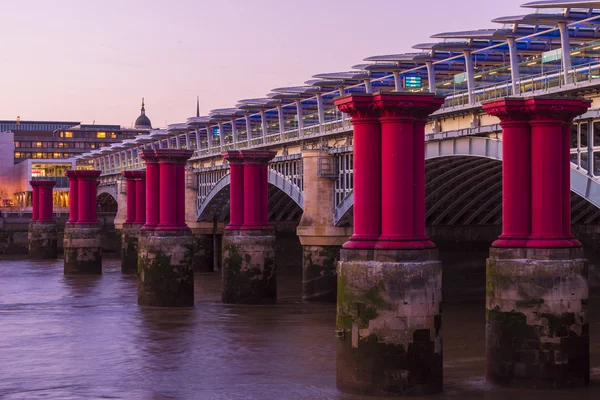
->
0;0;528;127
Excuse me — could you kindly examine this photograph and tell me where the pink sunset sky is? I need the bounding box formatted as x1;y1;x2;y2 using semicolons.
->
0;0;528;127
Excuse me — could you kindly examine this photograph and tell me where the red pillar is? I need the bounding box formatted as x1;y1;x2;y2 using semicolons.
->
65;171;79;224
334;94;381;248
122;171;137;224
75;171;101;224
37;181;56;222
483;99;532;247
134;172;146;224
261;163;269;226
223;151;244;229
31;184;40;222
140;151;159;230
526;98;590;247
144;149;193;231
158;160;177;229
240;151;276;230
484;97;590;248
373;93;443;249
176;163;186;228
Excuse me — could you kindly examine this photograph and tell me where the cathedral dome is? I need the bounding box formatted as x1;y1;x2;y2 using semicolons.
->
134;98;152;129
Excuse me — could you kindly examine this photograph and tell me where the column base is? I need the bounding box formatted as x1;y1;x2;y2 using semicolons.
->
337;248;443;396
192;233;214;272
121;223;143;274
63;224;102;274
222;229;276;304
486;247;589;389
138;230;194;307
302;245;341;302
28;221;57;260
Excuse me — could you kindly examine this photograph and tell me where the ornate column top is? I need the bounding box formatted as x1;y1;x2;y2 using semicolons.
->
139;149;193;163
29;180;57;188
483;98;529;123
240;150;277;164
372;92;444;119
122;171;146;180
64;170;101;179
222;150;245;164
524;97;592;123
334;93;378;120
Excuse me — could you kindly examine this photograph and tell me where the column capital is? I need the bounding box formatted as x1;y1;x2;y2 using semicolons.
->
153;149;194;164
240;150;276;165
334;93;378;121
482;98;530;123
222;150;244;164
523;97;592;124
372;92;444;120
65;170;101;180
29;180;57;188
122;171;146;180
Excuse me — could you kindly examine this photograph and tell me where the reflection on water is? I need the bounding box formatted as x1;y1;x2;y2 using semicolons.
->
0;258;598;400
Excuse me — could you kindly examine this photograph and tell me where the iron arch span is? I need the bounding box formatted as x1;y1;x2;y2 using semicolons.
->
334;136;600;227
196;169;304;223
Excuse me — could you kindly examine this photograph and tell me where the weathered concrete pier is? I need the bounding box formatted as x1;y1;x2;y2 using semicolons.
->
221;150;277;304
483;97;591;389
334;92;444;396
64;170;103;274
121;170;146;273
137;149;194;307
28;180;58;259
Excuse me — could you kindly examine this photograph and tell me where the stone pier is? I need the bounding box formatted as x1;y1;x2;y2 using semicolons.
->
28;180;58;259
297;149;350;302
483;97;591;389
137;149;194;307
221;150;277;304
334;92;444;396
121;171;146;273
64;170;102;274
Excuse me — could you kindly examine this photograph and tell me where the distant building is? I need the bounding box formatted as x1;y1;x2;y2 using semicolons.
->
0;99;153;208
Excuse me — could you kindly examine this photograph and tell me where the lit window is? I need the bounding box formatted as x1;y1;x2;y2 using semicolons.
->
36;142;42;148
97;132;106;138
65;132;73;138
111;132;116;139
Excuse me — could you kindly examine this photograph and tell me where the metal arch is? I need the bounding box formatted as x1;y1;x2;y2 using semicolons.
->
197;174;230;221
438;167;502;225
462;184;502;225
196;169;304;221
268;170;304;209
97;184;118;201
333;136;600;227
426;159;495;204
426;160;498;222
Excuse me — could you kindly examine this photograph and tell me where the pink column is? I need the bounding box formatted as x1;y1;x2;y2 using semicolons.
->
134;173;146;224
372;93;443;249
260;163;269;226
176;163;186;228
223;151;244;229
31;184;40;222
65;171;78;224
525;98;590;247
149;149;194;231
335;94;381;248
76;171;101;224
240;151;276;230
37;181;56;222
483;99;532;247
122;172;137;224
140;151;159;229
158;160;177;229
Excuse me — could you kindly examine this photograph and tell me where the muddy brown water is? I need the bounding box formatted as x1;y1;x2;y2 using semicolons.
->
0;258;598;399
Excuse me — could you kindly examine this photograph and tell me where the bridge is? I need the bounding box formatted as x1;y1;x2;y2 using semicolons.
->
32;0;600;392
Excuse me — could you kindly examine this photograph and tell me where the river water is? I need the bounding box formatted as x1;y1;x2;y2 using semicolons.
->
0;258;599;400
